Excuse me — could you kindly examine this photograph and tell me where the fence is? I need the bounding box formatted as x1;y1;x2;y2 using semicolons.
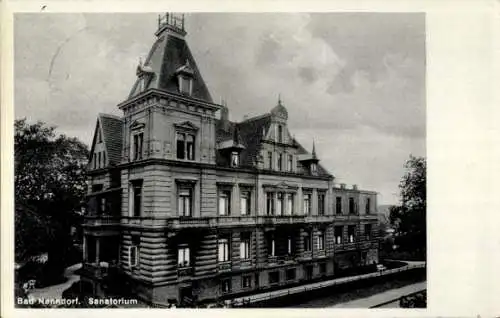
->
229;263;426;307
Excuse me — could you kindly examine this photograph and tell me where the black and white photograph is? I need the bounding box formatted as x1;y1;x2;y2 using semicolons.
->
11;11;427;309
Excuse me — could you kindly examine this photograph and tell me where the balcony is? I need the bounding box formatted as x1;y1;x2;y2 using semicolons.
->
177;266;194;277
315;250;327;258
297;251;312;261
83;216;121;227
238;259;253;268
334;242;358;252
81;262;119;279
257;215;306;225
218;261;232;272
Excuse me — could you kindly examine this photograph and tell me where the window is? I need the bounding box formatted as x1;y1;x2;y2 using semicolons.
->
266;192;274;216
130;180;143;217
349;197;356;214
128;236;140;268
335;226;343;244
310;163;317;174
179;76;193;95
287;154;293;172
277;153;283;171
267;151;273;169
286;193;294;215
99;197;106;214
269;271;279;285
304;231;312;252
218;190;231;216
218;237;230;262
240;233;251;260
365;198;371;214
318;192;326;216
133;132;144;160
93;153;96;169
276;192;284;216
92;184;103;193
231;151;239;167
103;151;106;166
303;193;311;215
285;268;296;281
242;275;252;288
319;263;327;275
336;197;342;215
98;152;102;168
348;225;356;243
287;236;293;255
365;224;372;239
317;231;325;251
277;125;283;143
178;187;193;217
267;234;275;256
97;129;102;143
178;245;190;267
221;279;231;293
240;190;251;215
176;132;195;160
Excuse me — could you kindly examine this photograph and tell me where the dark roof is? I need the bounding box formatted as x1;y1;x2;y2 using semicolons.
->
129;34;213;103
98;114;123;166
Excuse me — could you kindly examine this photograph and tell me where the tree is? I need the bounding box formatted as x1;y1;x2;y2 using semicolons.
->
389;155;426;256
15;118;88;272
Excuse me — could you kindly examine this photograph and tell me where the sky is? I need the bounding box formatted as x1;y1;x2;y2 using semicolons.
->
14;13;426;205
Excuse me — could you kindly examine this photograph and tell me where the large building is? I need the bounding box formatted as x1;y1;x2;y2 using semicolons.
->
82;14;379;307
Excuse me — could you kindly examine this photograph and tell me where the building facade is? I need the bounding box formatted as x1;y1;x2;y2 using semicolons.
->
82;14;379;307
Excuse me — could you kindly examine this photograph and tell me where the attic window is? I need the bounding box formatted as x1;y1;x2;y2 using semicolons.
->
231;152;239;167
178;75;193;95
310;163;317;175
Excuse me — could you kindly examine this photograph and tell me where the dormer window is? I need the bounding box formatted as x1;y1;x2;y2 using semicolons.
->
311;163;317;175
231;151;239;167
277;125;283;143
178;75;193;95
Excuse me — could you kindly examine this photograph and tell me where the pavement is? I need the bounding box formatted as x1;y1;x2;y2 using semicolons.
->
330;281;427;308
28;263;82;300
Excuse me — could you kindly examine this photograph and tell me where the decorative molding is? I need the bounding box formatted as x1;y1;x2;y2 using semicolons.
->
174;121;199;131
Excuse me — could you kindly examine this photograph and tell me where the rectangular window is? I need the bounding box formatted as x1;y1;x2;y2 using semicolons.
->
336;197;342;215
102;151;106;166
278;125;283;143
317;231;325;250
277;153;283;171
303;193;311;215
267;151;273;169
218;190;231;216
221;279;231;293
129;236;140;268
133;132;144;160
242;275;252;288
287;236;293;255
276;192;284;216
176;132;195;160
285;268;296;281
93;153;97;169
335;226;343;244
318;192;326;216
269;271;280;285
98;152;102;168
365;224;372;239
349;197;356;214
99;197;106;214
365;197;371;214
177;245;190;267
130;180;143;217
304;231;312;252
218;237;230;262
240;190;250;215
92;184;103;193
267;234;275;256
178;187;193;217
266;192;274;216
287;154;293;172
179;76;192;95
319;263;327;275
286;193;294;215
231;152;239;167
240;233;251;260
348;225;356;243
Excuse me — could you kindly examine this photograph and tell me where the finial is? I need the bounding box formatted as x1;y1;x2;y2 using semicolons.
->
312;139;317;158
278;93;282;106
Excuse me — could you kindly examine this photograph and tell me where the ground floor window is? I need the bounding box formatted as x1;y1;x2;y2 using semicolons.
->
319;263;327;275
242;275;252;288
269;271;280;285
285;268;296;281
221;279;232;293
177;245;190;267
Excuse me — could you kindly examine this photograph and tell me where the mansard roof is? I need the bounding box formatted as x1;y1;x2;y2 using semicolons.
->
128;32;213;103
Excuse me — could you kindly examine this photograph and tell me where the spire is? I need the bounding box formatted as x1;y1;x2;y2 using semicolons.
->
312;139;317;159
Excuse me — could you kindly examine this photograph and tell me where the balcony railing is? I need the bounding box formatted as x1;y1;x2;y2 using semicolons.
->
81;262;119;279
218;261;232;272
177;266;194;277
83;216;121;227
316;250;327;258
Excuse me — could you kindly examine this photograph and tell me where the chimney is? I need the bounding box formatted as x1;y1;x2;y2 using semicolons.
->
352;184;358;190
340;183;346;189
220;102;230;131
243;114;249;121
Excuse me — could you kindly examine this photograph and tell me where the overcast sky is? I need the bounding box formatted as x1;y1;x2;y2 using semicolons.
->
14;13;425;205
